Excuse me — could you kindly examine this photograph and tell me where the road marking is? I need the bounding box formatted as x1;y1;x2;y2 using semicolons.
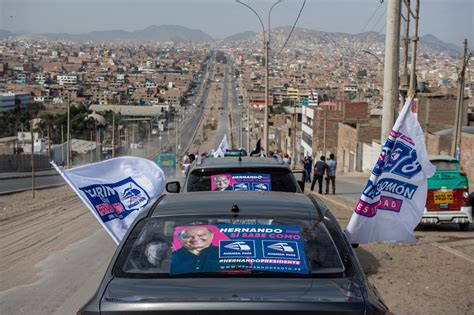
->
432;242;474;263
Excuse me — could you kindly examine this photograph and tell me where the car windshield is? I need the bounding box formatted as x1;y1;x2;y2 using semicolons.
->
114;216;345;278
432;160;460;171
186;168;298;192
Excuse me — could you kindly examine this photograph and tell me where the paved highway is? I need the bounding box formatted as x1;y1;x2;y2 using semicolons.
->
0;174;65;194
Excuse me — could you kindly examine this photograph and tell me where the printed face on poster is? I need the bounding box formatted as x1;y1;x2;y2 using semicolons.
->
210;173;272;191
170;224;309;275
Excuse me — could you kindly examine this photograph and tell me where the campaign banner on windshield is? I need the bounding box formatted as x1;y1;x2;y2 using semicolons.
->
210;173;272;191
52;157;166;244
170;224;308;275
346;96;435;244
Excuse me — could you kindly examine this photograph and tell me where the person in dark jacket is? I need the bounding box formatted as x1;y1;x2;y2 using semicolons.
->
311;156;327;194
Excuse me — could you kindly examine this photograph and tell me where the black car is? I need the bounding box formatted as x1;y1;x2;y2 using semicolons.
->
167;156;304;193
78;192;388;314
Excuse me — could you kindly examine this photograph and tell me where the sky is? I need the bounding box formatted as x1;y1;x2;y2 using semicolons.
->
0;0;472;46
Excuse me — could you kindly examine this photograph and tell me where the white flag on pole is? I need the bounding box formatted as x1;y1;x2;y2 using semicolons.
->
213;134;229;157
52;156;166;244
346;97;435;244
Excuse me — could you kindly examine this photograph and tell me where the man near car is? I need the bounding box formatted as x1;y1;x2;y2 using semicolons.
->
311;156;327;194
303;156;312;183
170;226;220;274
325;153;337;194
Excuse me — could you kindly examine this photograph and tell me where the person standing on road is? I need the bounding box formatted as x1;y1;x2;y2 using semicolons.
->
303;156;312;183
325;153;337;194
311;156;327;194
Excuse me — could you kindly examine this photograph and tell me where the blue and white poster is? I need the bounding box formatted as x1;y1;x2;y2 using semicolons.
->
170;224;309;275
211;173;272;191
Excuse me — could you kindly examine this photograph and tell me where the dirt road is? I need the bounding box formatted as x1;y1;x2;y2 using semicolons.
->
0;185;473;314
316;192;474;314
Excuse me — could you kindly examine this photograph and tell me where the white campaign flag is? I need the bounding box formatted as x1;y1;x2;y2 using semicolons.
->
213;134;229;157
346;97;435;244
52;156;166;244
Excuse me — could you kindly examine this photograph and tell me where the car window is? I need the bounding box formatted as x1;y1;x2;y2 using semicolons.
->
186;168;298;192
114;216;345;278
432;160;459;171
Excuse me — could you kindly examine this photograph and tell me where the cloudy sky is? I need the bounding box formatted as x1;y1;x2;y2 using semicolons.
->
1;0;472;46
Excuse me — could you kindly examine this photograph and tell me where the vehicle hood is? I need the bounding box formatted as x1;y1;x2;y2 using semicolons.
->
102;278;364;311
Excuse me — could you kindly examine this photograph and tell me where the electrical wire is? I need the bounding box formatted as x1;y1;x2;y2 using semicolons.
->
275;0;306;56
348;1;384;53
353;3;386;54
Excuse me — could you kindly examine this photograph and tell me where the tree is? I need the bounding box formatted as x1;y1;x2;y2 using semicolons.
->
357;69;367;78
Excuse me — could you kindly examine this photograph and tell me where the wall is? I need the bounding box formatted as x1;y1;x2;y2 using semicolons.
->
362;141;381;172
417;96;461;133
336;123;357;174
0;154;51;172
460;132;474;188
357;124;382;145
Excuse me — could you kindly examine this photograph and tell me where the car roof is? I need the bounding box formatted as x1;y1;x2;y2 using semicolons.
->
429;155;459;162
193;156;288;170
151;191;322;219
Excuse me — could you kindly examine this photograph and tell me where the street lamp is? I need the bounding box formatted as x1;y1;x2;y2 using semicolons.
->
361;50;384;66
236;0;283;155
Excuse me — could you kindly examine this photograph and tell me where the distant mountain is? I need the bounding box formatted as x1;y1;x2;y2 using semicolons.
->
1;25;463;55
419;34;462;55
228;26;461;56
19;25;214;43
223;31;257;42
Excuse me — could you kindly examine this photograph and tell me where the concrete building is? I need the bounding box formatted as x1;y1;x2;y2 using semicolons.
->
0;92;31;112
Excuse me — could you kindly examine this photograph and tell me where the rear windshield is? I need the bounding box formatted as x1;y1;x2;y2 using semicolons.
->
186;168;298;192
432;160;460;171
114;216;345;278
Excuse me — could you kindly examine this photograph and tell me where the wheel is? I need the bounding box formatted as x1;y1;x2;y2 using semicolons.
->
459;223;470;231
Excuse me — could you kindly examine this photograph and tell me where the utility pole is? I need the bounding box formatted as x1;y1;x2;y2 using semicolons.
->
291;104;297;168
236;0;282;155
147;120;151;159
381;0;402;142
264;39;269;154
90;130;93;162
409;0;420;92
451;39;470;159
245;99;250;154
111;112;115;158
66;95;71;168
323;111;327;156
402;0;411;81
61;124;64;164
31;121;35;199
175;118;178;155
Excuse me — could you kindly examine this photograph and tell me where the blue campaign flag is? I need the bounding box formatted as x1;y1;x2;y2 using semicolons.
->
346;96;435;244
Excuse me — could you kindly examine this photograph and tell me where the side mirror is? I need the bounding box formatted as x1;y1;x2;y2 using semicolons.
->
166;181;181;193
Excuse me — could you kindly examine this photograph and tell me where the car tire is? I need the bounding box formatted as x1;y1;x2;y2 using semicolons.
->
459;223;470;231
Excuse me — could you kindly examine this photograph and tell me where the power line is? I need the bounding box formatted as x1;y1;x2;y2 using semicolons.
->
349;1;384;53
353;4;386;54
275;0;306;56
